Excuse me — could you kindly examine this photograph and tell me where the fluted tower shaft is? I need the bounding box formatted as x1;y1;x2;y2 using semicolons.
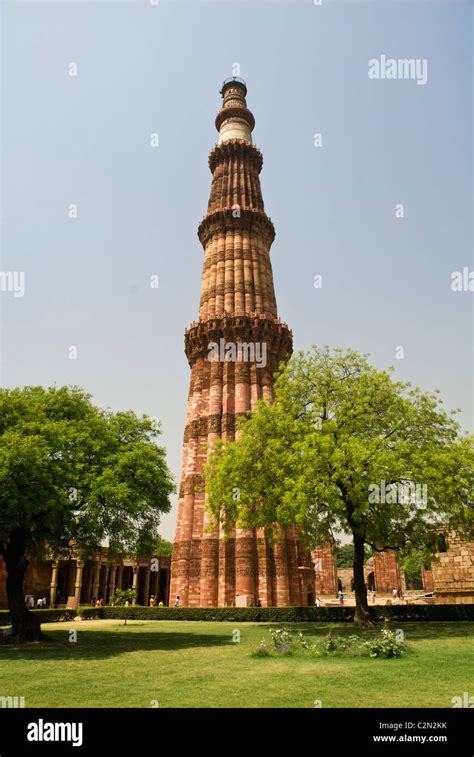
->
170;78;314;607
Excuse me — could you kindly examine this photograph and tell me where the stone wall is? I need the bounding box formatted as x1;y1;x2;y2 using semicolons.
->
431;533;474;604
312;543;338;596
422;567;434;593
373;550;401;594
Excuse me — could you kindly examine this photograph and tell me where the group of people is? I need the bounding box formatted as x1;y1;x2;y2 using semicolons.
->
24;594;47;609
173;596;264;608
338;587;403;605
149;595;164;607
90;596;166;607
25;588;404;610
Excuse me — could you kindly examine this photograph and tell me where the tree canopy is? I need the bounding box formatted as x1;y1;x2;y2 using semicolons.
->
0;386;175;640
206;347;474;624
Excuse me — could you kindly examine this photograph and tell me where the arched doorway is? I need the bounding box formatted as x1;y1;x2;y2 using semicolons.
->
307;587;314;606
367;571;375;591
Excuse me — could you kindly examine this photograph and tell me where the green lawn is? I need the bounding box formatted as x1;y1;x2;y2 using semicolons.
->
0;620;472;708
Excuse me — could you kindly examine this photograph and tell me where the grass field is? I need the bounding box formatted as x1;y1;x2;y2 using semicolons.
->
0;620;472;708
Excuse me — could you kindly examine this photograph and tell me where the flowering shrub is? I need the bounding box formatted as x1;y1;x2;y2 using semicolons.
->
269;628;294;653
253;641;272;657
252;627;299;657
362;628;406;658
252;627;407;659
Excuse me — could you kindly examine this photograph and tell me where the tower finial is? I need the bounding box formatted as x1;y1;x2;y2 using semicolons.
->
215;77;255;144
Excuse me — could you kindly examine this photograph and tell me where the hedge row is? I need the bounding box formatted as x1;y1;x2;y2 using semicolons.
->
0;606;104;625
0;608;76;625
370;604;474;622
1;603;473;626
102;604;474;623
103;605;354;623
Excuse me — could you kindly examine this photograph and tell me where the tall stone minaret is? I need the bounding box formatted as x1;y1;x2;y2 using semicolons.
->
170;78;315;607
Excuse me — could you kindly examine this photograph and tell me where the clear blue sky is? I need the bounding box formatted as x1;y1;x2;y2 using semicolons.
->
1;0;472;539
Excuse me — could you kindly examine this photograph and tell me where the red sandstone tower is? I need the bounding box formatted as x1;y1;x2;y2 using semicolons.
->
170;78;314;607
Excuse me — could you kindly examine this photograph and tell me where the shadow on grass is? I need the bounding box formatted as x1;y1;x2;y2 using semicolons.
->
0;627;232;662
0;620;469;661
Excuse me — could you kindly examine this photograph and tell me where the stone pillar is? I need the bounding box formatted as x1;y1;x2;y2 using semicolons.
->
132;565;139;605
422;566;434;593
143;567;151;606
400;570;407;595
92;561;101;604
49;561;59;608
116;565;124;592
102;564;110;602
108;565;117;601
150;562;159;599
74;560;84;607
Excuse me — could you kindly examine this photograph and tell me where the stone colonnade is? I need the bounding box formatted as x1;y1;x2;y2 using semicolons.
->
0;554;171;610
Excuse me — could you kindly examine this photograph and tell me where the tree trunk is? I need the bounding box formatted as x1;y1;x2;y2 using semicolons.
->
352;532;374;627
3;529;42;642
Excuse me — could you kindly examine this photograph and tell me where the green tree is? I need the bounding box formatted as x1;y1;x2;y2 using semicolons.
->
109;588;136;606
151;536;173;558
206;347;473;626
399;546;431;575
336;543;371;569
0;386;175;641
109;588;136;625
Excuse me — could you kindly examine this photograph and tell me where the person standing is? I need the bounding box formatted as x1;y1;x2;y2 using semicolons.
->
174;595;180;608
